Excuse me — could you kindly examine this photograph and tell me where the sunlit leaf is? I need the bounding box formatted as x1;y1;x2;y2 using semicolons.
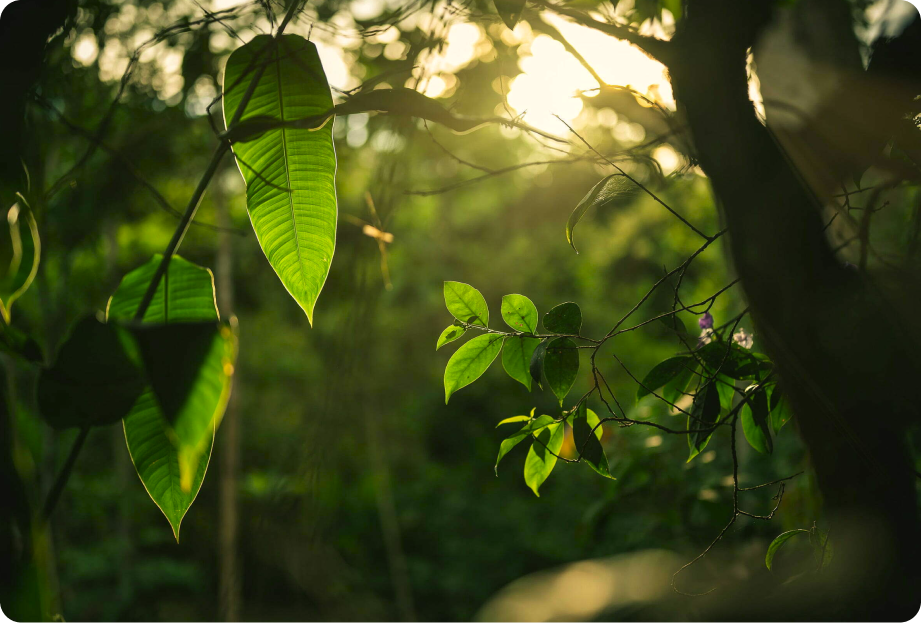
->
524;421;564;496
107;255;230;540
637;356;692;402
494;0;526;29
496;414;531;428
543;302;582;334
544;337;578;405
436;322;466;350
571;404;615;479
766;529;810;571
37;317;146;430
443;281;489;327
687;381;721;462
495;413;554;474
566;174;632;253
501;294;537;333
444;334;503;403
741;385;772;453
502;335;540;391
223;35;337;325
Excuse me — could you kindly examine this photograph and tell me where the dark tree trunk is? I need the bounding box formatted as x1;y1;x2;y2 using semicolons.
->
667;0;920;617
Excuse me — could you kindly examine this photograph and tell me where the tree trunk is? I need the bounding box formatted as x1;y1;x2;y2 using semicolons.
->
668;0;920;617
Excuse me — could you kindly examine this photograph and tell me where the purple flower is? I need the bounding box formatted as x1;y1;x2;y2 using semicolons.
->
698;312;713;330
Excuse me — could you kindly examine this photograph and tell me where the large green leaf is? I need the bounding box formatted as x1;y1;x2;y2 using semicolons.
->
495;413;554;474
544;337;579;405
443;334;503;403
444;281;488;326
566;174;632;253
37;317;146;430
501;294;538;333
543;302;581;334
741;385;772;454
637;356;692;402
524;421;564;496
223;35;337;326
687;381;721;462
435;322;466;351
571;404;615;479
501;335;540;391
107;255;232;540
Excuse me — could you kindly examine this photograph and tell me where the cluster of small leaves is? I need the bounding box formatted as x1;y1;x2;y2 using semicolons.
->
438;282;613;494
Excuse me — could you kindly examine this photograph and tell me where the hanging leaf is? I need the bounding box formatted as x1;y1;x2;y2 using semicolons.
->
443;281;489;326
571;404;615;479
543;302;582;334
741;385;773;453
662;362;696;406
687;381;721;462
444;334;503;403
501;294;538;334
544;337;579;405
107;255;232;540
765;529;811;571
769;385;794;434
495;413;555;474
494;0;526;29
566;174;632;252
436;323;466;350
637;356;693;402
524;421;564;496
502;335;540;391
37;317;146;430
0;205;40;325
529;339;548;389
223;35;337;326
496;414;531;428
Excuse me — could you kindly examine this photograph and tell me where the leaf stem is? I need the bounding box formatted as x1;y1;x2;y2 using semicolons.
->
42;426;90;521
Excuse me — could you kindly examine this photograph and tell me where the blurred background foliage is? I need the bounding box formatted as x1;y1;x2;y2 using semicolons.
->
10;0;916;619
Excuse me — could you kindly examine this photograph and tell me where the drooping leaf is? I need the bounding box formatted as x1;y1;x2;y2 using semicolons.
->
571;404;615;479
444;334;503;403
502;335;540;391
715;374;736;412
443;281;489;327
766;529;811;571
501;294;538;333
524;421;564;496
687;381;721;462
566;174;632;252
107;255;230;540
494;0;526;29
637;356;693;402
223;35;337;325
496;414;531;428
529;339;548;389
0;206;40;324
495;413;555;473
543;302;582;334
37;317;146;430
436;323;466;350
769;385;794;434
544;337;579;405
741;385;773;454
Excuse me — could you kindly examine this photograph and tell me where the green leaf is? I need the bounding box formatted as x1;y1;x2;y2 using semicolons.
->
443;281;489;327
37;317;146;430
494;0;526;29
223;35;337;326
524;421;564;496
544;337;579;405
741;385;772;453
436;323;466;350
696;340;768;380
0;206;40;325
637;356;692;402
769;385;794;434
571;404;615;479
502;335;540;391
543;302;581;334
501;294;538;333
529;339;548;389
687;381;721;462
107;255;231;540
658;314;689;338
444;334;503;403
566;174;631;252
495;413;555;473
662;362;696;406
766;529;810;571
715;374;736;412
496;414;531;428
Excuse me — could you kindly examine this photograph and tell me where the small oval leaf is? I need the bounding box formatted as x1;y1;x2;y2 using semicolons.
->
444;281;489;327
543;302;582;334
444;333;503;403
436;323;466;350
501;294;538;334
